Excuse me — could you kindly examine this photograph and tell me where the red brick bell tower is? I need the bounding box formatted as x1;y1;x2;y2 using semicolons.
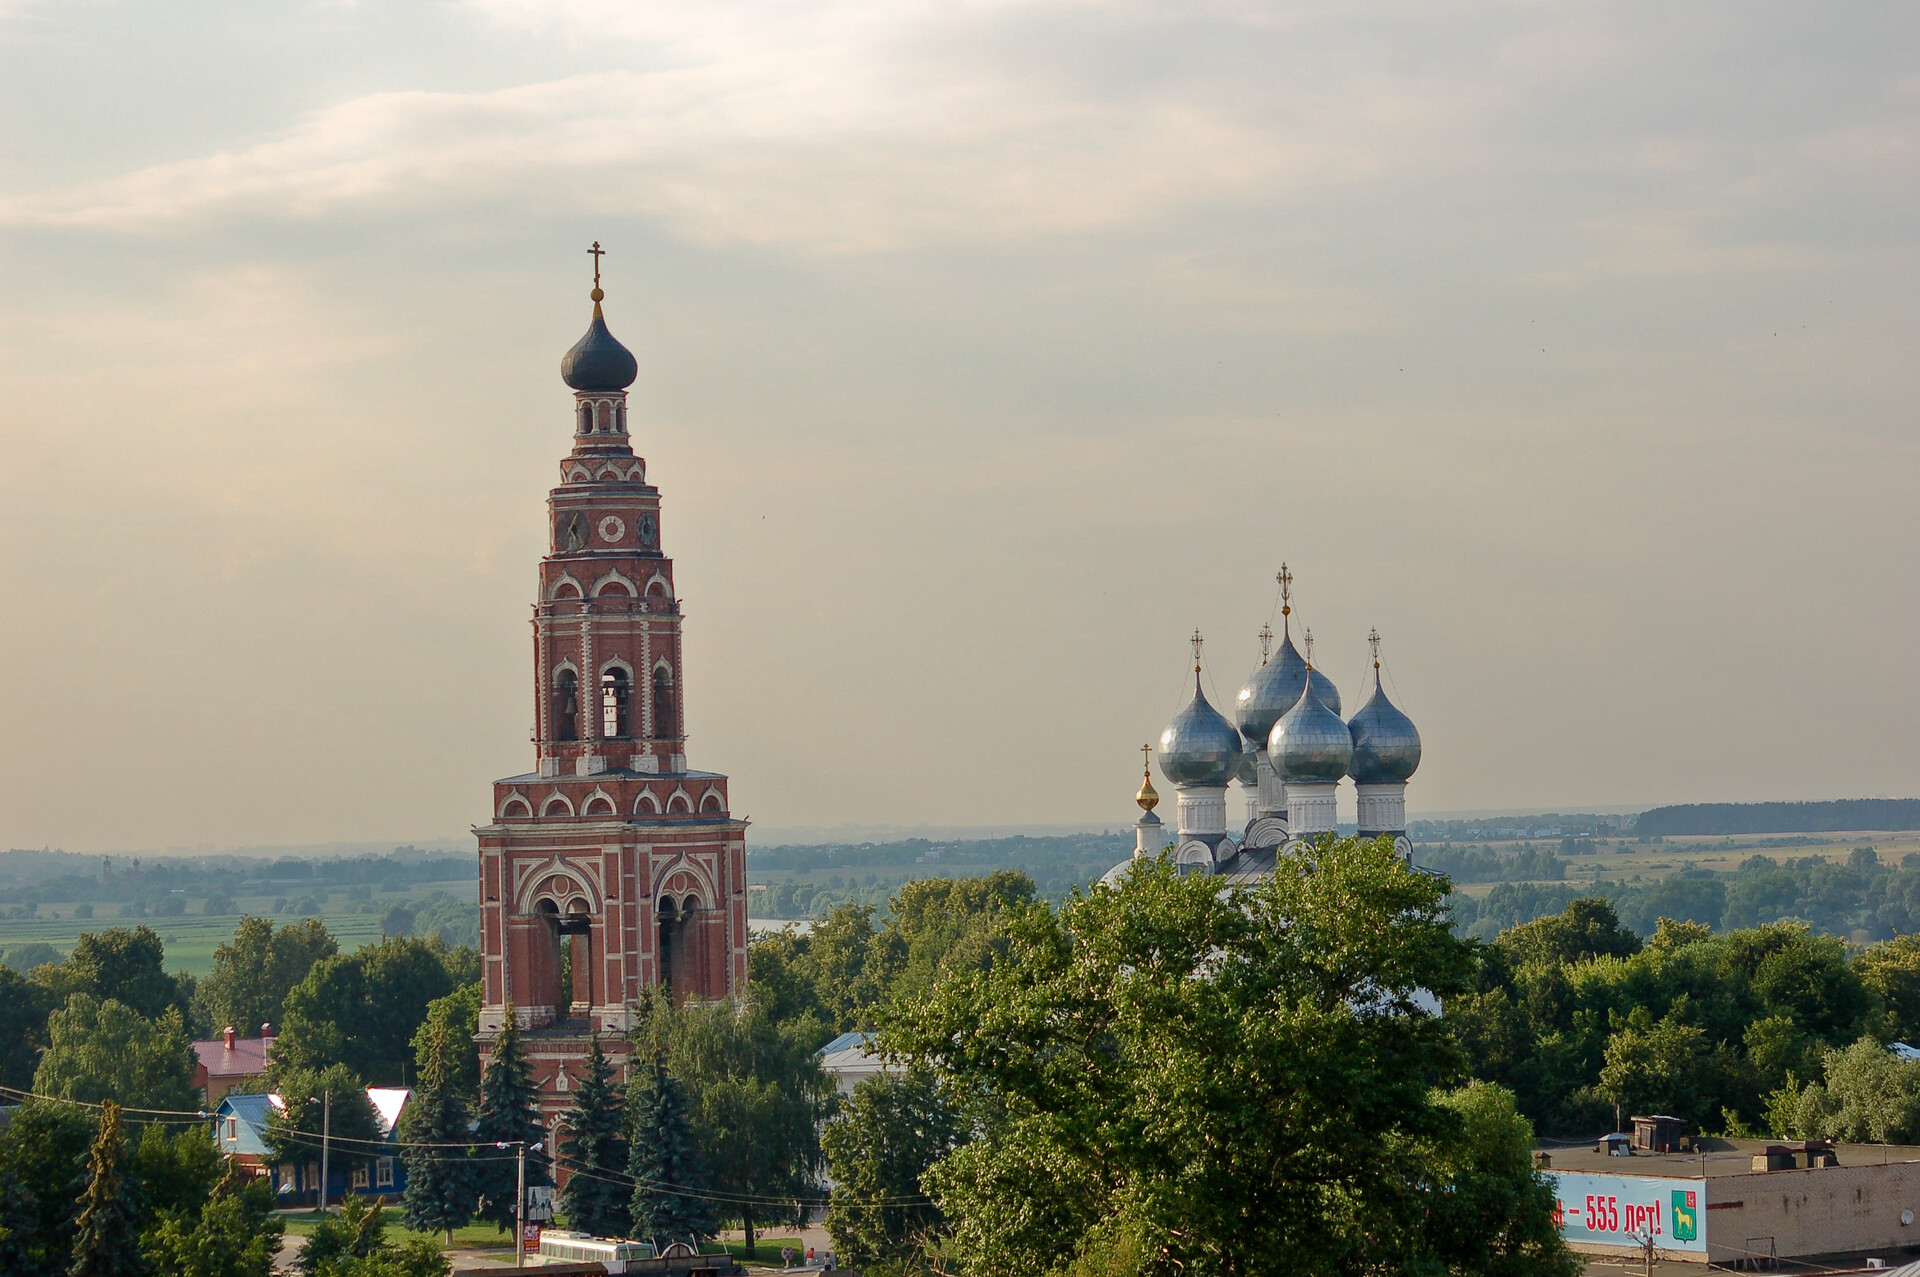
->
474;248;748;1118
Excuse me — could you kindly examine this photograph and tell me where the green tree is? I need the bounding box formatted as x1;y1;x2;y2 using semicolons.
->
1495;898;1641;968
556;1038;628;1239
0;965;54;1091
886;840;1518;1276
1420;1082;1581;1277
409;984;481;1096
659;997;827;1255
293;1195;389;1277
142;1173;281;1277
626;1055;718;1251
1594;1006;1729;1129
1856;934;1920;1042
33;996;197;1112
264;1065;384;1191
194;917;337;1039
822;1068;966;1265
398;1019;474;1242
32;928;186;1022
1778;1036;1920;1143
471;1010;548;1231
274;937;458;1086
68;1100;145;1277
127;1124;223;1222
0;1102;96;1277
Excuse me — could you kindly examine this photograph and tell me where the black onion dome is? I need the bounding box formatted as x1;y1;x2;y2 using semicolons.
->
561;309;638;391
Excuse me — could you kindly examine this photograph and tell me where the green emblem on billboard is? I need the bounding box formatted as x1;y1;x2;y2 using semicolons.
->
1671;1190;1698;1242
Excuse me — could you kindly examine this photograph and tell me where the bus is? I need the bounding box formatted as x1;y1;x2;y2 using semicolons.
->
535;1230;656;1271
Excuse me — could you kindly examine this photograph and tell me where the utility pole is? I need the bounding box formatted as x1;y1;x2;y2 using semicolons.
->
318;1091;331;1214
503;1139;544;1266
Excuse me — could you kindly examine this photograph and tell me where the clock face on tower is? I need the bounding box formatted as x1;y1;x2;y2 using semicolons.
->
558;511;590;553
636;513;658;546
598;515;625;543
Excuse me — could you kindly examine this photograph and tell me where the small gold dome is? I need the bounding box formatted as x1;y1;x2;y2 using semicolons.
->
1135;772;1159;813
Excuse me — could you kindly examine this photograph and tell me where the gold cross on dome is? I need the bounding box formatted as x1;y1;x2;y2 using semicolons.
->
1303;626;1314;668
1141;742;1152;771
1258;622;1274;664
1277;563;1293;613
1369;627;1382;671
588;241;605;288
1190;628;1205;671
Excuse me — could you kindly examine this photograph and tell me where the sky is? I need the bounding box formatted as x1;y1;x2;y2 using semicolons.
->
0;0;1914;853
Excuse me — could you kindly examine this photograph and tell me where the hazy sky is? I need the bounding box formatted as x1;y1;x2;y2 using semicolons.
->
0;1;1915;853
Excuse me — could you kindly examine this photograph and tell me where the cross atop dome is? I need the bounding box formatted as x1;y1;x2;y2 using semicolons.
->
561;240;638;392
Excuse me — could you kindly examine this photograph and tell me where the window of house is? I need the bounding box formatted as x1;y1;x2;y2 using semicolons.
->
351;1164;369;1189
225;1117;238;1144
376;1158;395;1188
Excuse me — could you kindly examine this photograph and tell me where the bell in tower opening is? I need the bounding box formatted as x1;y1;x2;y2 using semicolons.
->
474;245;749;1124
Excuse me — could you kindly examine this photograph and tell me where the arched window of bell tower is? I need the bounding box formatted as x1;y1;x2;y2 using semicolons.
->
616;403;627;433
577;403;593;433
652;665;675;740
601;667;632;738
553;668;580;741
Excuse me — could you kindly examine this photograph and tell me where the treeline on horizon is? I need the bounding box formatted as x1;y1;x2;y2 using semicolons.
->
1637;798;1920;836
0;846;476;907
1450;847;1920;942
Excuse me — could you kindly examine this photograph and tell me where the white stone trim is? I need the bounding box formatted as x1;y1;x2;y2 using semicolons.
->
550;574;584;600
497;789;533;819
1174;785;1228;838
540;792;576;818
582;786;618;816
592;570;637;598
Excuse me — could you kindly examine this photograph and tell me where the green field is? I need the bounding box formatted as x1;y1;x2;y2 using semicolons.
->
0;880;475;976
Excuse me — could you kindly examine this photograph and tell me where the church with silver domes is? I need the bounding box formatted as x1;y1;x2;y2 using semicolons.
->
1106;566;1422;886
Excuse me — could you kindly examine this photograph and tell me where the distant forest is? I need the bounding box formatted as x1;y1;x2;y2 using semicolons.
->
1637;799;1920;836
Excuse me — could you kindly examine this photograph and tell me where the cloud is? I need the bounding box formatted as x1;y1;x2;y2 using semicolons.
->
0;1;1472;250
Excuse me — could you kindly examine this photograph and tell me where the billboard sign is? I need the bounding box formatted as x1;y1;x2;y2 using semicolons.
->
1547;1171;1707;1254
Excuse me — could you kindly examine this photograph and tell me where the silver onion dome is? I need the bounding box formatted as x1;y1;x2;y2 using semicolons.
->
1302;665;1340;718
1267;676;1352;783
1158;673;1244;787
1347;674;1421;784
1236;629;1313;743
1233;738;1258;787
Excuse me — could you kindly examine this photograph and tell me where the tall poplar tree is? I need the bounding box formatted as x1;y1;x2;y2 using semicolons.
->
557;1038;629;1238
626;1056;717;1252
68;1100;145;1277
471;1007;548;1231
400;1017;475;1241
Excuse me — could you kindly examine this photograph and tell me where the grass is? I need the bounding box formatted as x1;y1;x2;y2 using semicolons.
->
276;1211;513;1249
275;1212;801;1266
722;1237;805;1268
0;881;473;976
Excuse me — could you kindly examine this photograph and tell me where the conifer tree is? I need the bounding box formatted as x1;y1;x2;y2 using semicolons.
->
557;1037;629;1238
68;1100;146;1277
626;1056;718;1251
471;1006;549;1231
400;1017;475;1242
